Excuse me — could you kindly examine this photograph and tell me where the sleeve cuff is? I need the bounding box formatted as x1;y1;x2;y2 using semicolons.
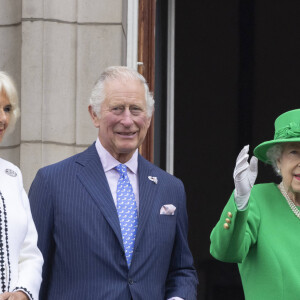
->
13;287;34;300
234;190;250;210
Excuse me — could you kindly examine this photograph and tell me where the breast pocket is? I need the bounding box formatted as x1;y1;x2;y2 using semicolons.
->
159;213;176;223
155;214;177;248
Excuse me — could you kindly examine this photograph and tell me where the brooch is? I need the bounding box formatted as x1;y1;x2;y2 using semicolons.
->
5;169;17;177
148;176;158;184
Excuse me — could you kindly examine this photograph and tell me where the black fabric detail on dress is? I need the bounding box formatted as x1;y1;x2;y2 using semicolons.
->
0;191;10;292
14;286;34;300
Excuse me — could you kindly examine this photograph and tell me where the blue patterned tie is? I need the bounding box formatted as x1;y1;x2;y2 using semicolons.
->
115;164;138;266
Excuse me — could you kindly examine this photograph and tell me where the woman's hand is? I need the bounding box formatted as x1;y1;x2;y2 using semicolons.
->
0;291;29;300
233;145;258;209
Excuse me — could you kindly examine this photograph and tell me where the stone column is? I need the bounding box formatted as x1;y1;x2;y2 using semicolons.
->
0;0;127;190
0;0;22;164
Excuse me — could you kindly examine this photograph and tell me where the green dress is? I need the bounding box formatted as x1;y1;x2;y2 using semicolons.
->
210;183;300;300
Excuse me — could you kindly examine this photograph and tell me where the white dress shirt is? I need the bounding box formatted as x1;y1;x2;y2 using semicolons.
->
95;138;139;211
95;138;183;300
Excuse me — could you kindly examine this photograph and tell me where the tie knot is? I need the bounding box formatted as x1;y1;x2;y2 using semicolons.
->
115;164;127;176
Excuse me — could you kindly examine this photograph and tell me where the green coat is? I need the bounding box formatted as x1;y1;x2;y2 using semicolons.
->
210;183;300;300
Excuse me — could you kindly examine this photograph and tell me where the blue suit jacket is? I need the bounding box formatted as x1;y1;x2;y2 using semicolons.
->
29;144;198;299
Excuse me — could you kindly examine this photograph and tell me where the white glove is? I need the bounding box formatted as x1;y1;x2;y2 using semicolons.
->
233;145;258;210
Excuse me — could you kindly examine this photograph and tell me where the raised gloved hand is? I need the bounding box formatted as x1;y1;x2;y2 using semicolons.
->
233;145;258;210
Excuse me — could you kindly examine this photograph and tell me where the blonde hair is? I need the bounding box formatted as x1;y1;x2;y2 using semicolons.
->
0;71;20;133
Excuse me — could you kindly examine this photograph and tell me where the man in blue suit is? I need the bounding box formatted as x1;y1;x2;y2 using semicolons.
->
29;66;198;299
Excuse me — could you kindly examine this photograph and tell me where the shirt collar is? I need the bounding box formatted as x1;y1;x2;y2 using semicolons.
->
95;138;138;174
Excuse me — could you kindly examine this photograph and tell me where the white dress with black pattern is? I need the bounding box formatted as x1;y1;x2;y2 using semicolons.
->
0;158;43;300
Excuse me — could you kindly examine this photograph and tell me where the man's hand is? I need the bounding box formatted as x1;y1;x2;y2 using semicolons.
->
0;291;29;300
233;145;258;209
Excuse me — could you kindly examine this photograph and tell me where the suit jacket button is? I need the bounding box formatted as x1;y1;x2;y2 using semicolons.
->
227;212;233;218
128;279;134;285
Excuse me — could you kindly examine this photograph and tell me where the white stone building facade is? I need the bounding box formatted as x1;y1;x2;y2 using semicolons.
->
0;0;137;190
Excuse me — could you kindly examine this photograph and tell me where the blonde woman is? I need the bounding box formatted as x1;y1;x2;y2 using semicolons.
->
0;72;43;300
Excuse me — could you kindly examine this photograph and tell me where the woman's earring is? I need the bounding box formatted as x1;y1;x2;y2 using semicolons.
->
277;168;281;175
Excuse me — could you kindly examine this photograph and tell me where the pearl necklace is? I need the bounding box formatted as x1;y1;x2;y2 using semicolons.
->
279;182;300;219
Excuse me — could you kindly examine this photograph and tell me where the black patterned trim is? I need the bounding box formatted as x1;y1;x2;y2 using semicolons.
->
0;191;10;292
13;286;34;300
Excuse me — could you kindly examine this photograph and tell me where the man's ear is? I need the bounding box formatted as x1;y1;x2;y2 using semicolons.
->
146;109;154;129
146;116;152;129
88;105;100;128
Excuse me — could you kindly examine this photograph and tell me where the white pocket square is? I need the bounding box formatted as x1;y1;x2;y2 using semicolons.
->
160;204;176;215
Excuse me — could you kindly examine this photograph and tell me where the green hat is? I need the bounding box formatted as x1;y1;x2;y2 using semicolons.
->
254;109;300;163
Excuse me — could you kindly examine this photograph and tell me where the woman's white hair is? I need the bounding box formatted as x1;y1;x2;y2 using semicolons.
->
266;144;284;176
89;66;154;118
0;71;20;133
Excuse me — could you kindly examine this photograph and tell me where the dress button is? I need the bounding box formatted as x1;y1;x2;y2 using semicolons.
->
128;279;134;285
223;223;229;230
225;218;231;224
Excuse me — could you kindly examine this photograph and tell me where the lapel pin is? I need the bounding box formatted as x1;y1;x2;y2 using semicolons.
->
5;169;17;177
148;176;158;184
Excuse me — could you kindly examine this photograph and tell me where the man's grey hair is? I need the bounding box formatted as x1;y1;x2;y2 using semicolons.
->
0;71;20;133
89;66;155;118
266;143;284;176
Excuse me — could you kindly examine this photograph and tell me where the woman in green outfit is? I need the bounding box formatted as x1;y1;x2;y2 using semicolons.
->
210;109;300;300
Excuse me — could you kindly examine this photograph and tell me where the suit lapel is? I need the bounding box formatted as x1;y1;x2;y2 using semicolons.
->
75;147;159;254
134;155;159;248
76;144;123;246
